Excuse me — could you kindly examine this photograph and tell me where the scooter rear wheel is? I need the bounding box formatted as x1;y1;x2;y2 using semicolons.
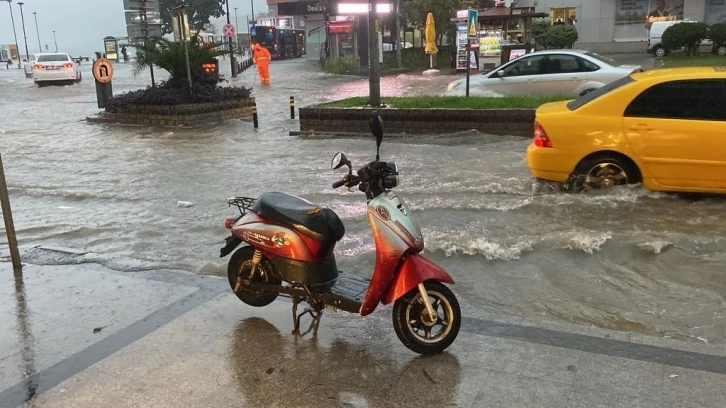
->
227;246;281;307
392;281;461;355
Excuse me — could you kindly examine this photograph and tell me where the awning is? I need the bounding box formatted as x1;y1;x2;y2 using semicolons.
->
329;21;354;34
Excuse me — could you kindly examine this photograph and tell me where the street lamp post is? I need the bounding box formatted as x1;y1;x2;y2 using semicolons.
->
32;12;41;53
16;2;30;61
3;0;21;68
368;0;381;107
234;7;239;53
225;0;236;78
52;30;58;52
250;0;255;24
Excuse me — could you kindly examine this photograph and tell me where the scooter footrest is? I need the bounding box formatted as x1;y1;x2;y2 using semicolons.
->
329;272;370;302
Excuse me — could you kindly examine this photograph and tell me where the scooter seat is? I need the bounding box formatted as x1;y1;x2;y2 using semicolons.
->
253;192;345;244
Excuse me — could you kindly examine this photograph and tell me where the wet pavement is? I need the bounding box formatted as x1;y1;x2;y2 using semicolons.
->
2;262;725;408
0;53;725;405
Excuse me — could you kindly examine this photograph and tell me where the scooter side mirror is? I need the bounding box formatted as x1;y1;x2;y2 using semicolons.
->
369;111;384;157
331;152;350;170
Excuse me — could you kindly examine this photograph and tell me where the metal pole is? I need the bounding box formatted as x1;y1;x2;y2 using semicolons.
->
368;0;381;107
53;30;57;52
227;0;236;77
5;1;22;68
234;7;239;52
17;2;30;61
141;0;155;86
0;153;21;270
250;0;255;22
32;12;40;53
395;0;401;68
466;39;471;98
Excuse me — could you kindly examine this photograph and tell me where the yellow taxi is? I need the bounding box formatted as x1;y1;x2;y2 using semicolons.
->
526;67;726;193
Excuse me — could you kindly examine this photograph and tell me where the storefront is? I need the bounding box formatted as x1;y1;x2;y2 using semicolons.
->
272;0;328;62
514;0;726;52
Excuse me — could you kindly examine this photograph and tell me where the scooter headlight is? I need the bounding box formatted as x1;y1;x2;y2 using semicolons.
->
383;175;399;189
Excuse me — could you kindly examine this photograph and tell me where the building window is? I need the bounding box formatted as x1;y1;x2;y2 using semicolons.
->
550;7;577;25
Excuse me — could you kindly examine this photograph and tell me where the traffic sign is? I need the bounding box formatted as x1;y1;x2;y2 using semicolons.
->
123;0;159;12
467;9;478;39
126;23;162;39
93;58;114;84
222;23;237;38
125;11;161;26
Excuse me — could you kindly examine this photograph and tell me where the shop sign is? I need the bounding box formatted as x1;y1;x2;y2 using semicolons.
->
278;1;327;15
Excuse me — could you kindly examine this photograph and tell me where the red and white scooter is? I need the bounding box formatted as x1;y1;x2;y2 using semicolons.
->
220;112;460;354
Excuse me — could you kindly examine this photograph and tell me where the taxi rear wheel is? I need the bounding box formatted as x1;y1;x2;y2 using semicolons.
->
567;155;641;191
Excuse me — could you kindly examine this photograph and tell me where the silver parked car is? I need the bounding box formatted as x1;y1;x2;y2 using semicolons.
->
446;49;643;97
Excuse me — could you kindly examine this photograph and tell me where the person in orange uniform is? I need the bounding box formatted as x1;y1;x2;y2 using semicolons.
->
252;43;271;85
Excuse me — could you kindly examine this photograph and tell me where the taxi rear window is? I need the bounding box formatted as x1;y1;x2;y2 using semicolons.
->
567;76;635;110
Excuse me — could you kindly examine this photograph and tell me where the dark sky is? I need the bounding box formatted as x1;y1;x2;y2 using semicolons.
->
1;0;268;57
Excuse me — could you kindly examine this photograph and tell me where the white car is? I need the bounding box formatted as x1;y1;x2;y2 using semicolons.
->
32;52;82;86
445;49;643;97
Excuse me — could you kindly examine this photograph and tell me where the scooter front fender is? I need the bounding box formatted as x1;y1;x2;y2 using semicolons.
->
381;254;455;306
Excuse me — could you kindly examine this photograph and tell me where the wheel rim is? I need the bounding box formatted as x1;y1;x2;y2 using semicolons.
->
235;259;272;295
655;48;665;57
585;163;629;188
404;288;455;344
718;46;726;56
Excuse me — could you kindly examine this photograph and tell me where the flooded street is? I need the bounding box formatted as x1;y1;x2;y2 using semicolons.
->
1;58;724;346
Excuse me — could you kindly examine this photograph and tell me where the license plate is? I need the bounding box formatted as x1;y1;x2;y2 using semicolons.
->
46;66;59;70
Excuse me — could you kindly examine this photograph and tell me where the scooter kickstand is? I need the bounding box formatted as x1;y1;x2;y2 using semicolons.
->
291;299;323;336
298;308;322;337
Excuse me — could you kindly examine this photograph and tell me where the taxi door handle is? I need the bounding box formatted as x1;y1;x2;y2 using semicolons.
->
629;124;653;131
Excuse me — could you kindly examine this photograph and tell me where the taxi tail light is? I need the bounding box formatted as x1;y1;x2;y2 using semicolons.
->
33;64;42;70
533;122;553;148
62;63;74;68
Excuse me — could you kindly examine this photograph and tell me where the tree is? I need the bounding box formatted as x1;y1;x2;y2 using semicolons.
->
402;0;462;46
203;22;218;33
662;22;708;56
708;23;726;54
532;18;578;49
159;0;225;35
132;36;228;82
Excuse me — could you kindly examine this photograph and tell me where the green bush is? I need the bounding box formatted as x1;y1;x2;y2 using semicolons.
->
708;23;726;52
323;57;360;74
532;19;578;49
662;22;709;56
382;46;453;70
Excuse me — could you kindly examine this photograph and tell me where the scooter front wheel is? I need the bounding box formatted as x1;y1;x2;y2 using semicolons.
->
392;281;461;354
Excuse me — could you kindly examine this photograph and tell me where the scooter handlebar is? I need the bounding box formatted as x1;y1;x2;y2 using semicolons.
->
332;174;361;189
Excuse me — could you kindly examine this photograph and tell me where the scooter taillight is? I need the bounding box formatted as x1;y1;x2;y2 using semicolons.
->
224;216;236;230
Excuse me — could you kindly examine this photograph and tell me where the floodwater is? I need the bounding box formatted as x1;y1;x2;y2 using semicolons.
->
0;58;724;346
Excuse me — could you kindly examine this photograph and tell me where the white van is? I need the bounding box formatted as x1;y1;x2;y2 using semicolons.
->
647;19;716;57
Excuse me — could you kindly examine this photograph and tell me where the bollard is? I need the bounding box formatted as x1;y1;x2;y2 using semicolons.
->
0;153;21;270
290;96;296;120
253;103;259;128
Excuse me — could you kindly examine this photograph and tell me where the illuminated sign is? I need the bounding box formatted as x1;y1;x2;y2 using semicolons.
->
337;3;393;14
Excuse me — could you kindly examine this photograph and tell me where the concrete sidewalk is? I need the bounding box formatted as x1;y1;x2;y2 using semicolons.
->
1;262;724;408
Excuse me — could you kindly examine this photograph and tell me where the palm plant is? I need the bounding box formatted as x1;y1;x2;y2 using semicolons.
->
131;36;229;81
